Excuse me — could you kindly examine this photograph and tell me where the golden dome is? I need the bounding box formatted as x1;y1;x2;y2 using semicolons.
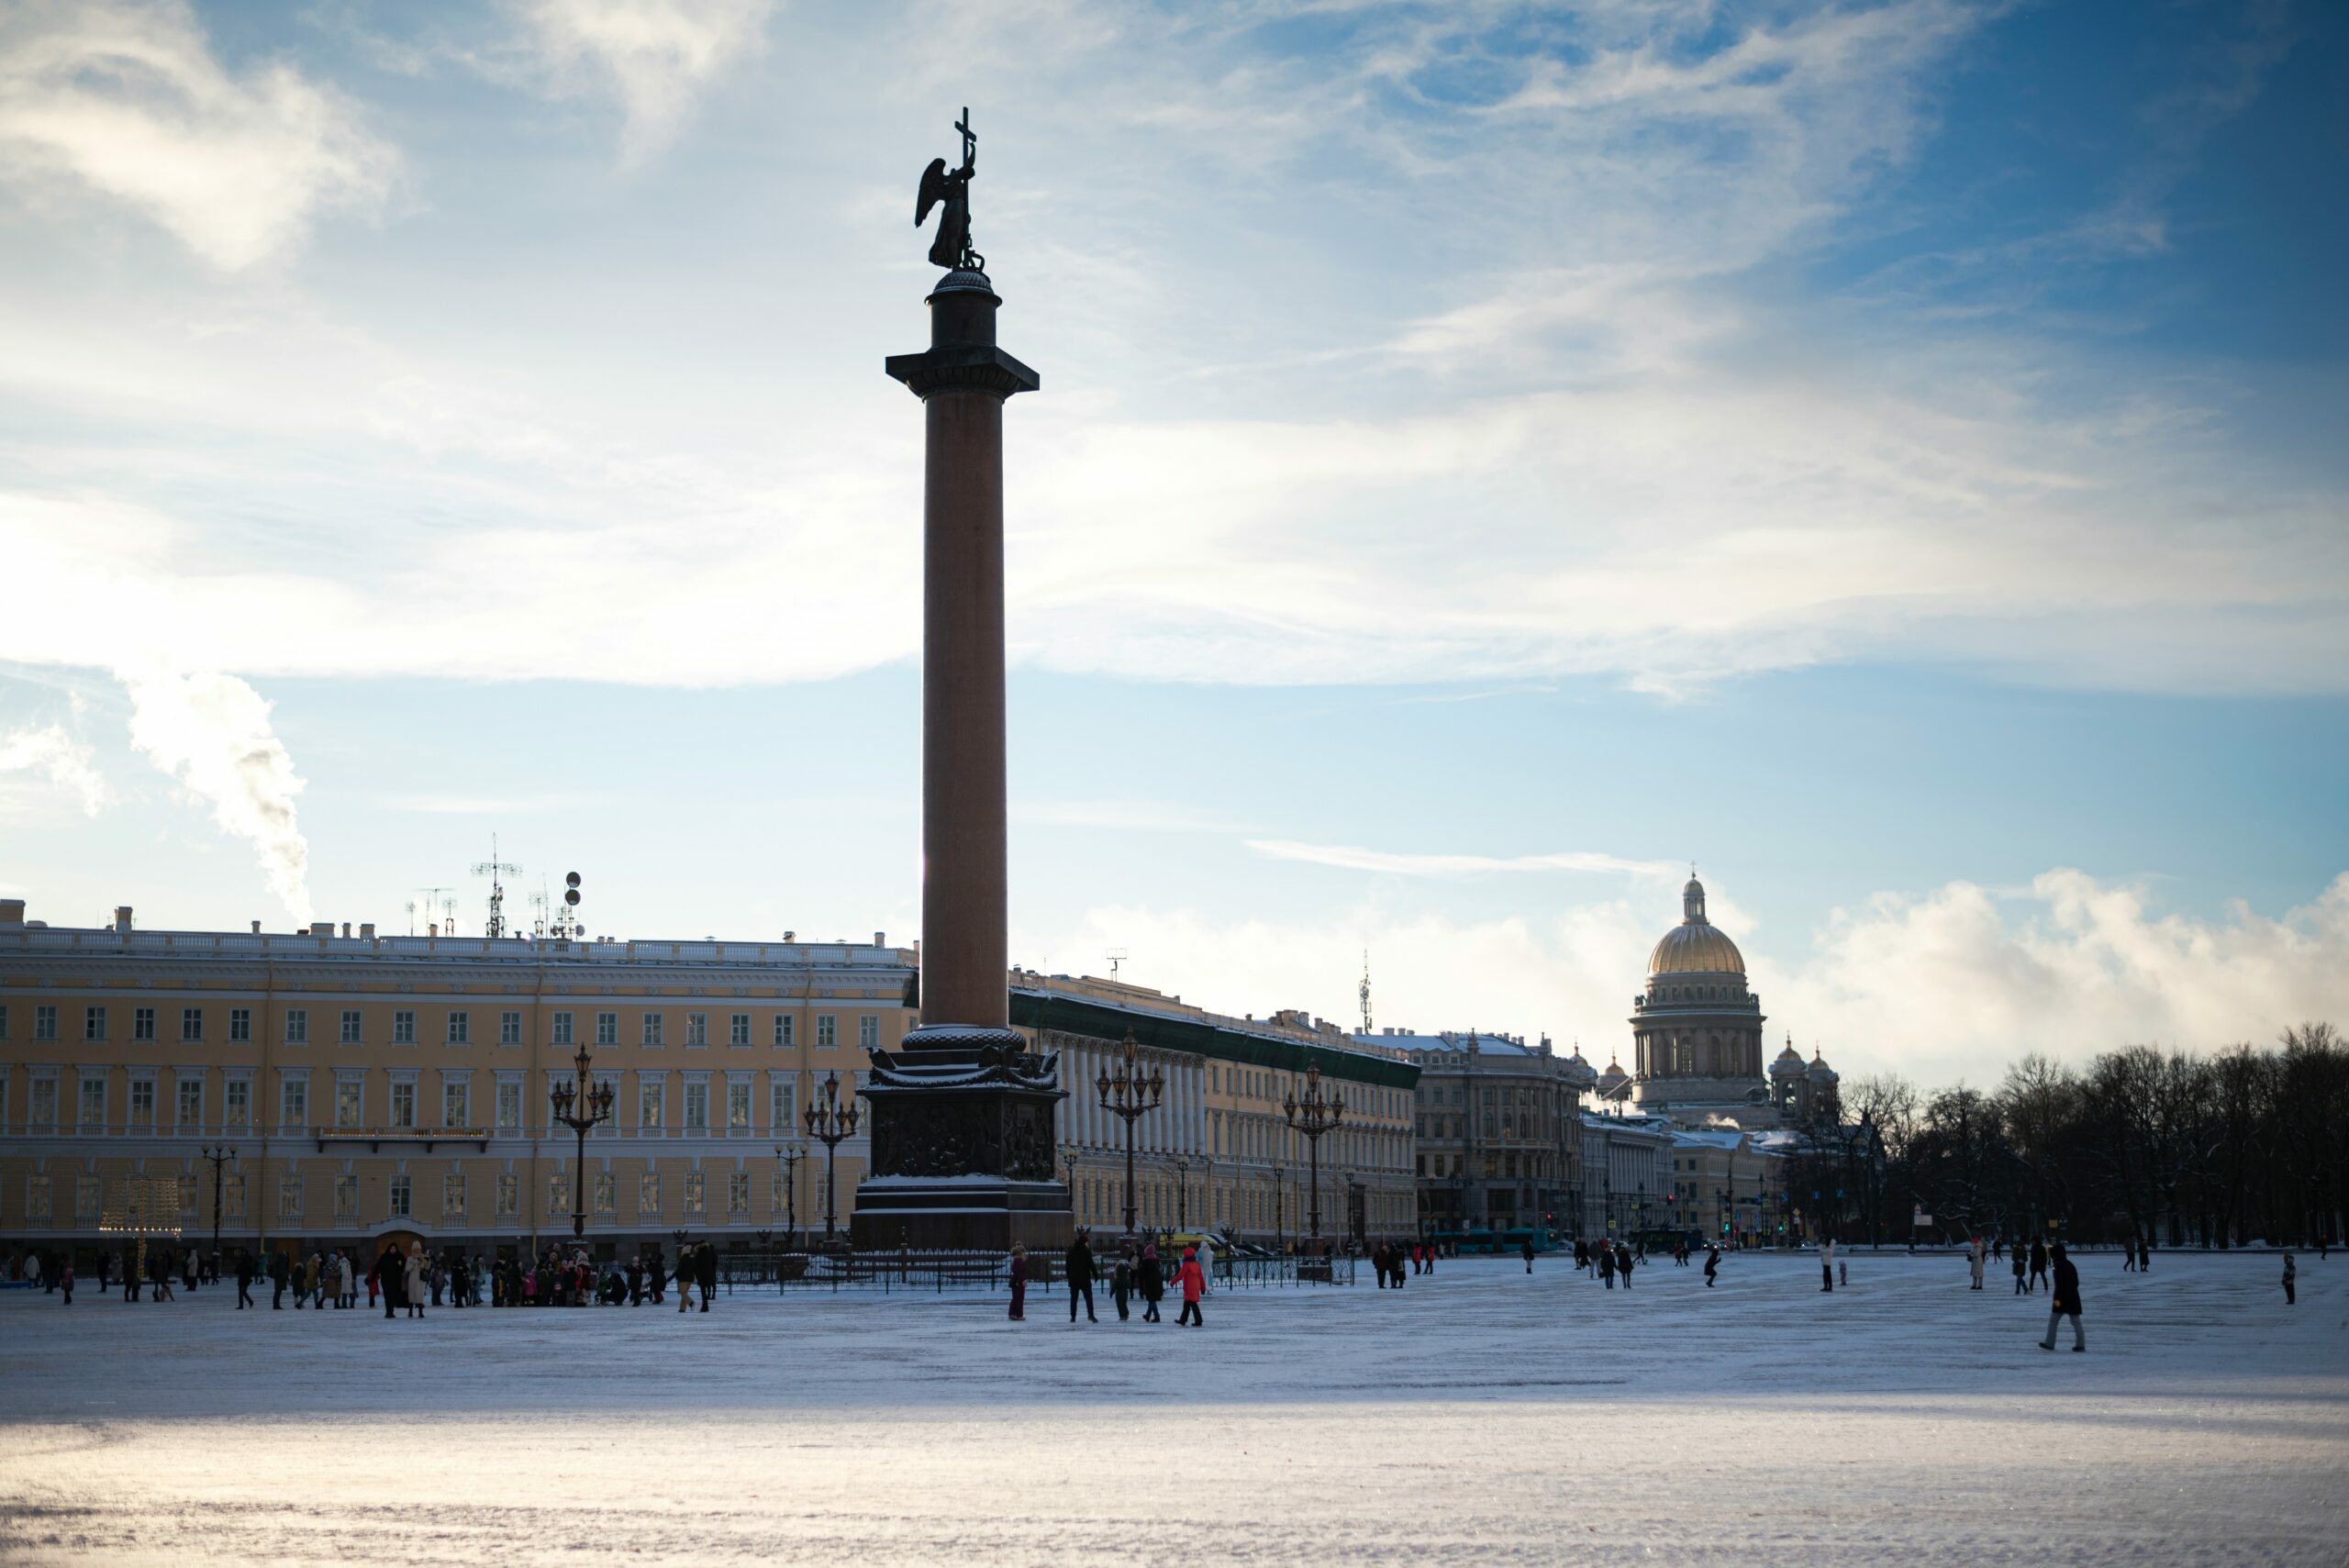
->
1648;875;1746;976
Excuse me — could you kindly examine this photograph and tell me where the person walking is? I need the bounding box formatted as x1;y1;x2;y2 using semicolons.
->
404;1244;428;1318
1616;1241;1635;1290
2012;1245;2029;1296
2281;1252;2296;1306
1065;1229;1097;1324
236;1249;256;1309
676;1245;696;1313
696;1241;718;1312
1598;1245;1616;1289
268;1247;289;1309
373;1243;402;1320
2039;1242;2086;1352
59;1260;73;1306
2029;1237;2049;1294
2122;1236;2138;1272
1704;1244;1720;1287
1007;1244;1029;1321
1175;1246;1206;1327
1138;1243;1163;1323
97;1249;111;1296
1968;1235;1986;1290
1110;1250;1133;1321
2139;1238;2153;1273
1820;1238;1835;1293
152;1249;174;1302
1521;1236;1537;1275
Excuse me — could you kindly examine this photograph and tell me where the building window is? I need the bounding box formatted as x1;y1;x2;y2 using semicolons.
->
727;1081;751;1131
393;1010;416;1044
500;1011;522;1046
133;1006;156;1041
684;1082;708;1130
129;1077;155;1128
444;1079;470;1128
334;1174;359;1218
225;1078;250;1127
686;1013;708;1047
78;1174;103;1219
390;1081;417;1128
549;1174;570;1218
336;1078;362;1129
774;1014;794;1048
495;1173;518;1218
595;1172;616;1215
227;1007;251;1042
642;1013;665;1048
729;1172;750;1216
389;1175;411;1218
771;1078;796;1132
278;1173;302;1221
26;1174;50;1222
180;1007;203;1041
176;1076;202;1129
729;1013;751;1047
443;1174;466;1219
79;1075;106;1129
284;1008;306;1044
638;1172;661;1217
282;1077;307;1129
35;1004;59;1040
83;1006;107;1041
495;1079;522;1130
596;1012;618;1046
684;1172;706;1215
816;1015;837;1049
340;1009;362;1044
859;1015;879;1051
447;1011;470;1045
552;1011;574;1046
770;1167;787;1216
0;1004;6;1039
225;1173;246;1218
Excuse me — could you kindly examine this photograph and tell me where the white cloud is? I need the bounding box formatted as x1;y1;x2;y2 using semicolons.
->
0;720;108;816
117;661;312;924
1248;840;1680;880
0;0;395;268
518;0;772;165
1023;869;2349;1088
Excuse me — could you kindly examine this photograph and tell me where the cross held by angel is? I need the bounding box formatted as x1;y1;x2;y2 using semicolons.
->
917;107;983;272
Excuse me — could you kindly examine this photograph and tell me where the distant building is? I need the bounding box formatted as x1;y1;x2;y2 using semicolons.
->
1578;1110;1676;1238
1362;1028;1592;1237
1629;874;1779;1128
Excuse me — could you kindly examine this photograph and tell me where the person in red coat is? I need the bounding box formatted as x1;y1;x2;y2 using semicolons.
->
1174;1246;1206;1327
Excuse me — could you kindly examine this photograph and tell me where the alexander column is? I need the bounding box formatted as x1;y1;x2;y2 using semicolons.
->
852;109;1070;1252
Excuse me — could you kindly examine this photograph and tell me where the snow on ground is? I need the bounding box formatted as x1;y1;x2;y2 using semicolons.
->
0;1249;2340;1565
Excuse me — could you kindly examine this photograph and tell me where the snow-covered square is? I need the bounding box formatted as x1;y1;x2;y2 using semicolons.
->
0;1248;2339;1566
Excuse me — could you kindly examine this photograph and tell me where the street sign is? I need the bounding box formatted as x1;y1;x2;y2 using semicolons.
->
1911;1210;1932;1227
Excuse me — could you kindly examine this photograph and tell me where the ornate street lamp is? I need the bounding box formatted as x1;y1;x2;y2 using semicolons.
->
1173;1154;1190;1232
1063;1150;1080;1225
1284;1062;1344;1247
1273;1164;1285;1251
774;1141;806;1251
803;1072;858;1243
198;1142;237;1267
548;1042;615;1238
1095;1029;1163;1238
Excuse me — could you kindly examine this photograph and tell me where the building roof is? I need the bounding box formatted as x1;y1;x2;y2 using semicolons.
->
1648;875;1747;977
1354;1029;1548;1060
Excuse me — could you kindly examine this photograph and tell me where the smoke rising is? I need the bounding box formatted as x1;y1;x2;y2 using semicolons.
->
117;663;313;924
0;720;109;816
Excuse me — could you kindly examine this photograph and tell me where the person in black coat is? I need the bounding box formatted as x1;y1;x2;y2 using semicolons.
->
2039;1242;2086;1351
1520;1237;1537;1274
695;1240;718;1311
1065;1230;1097;1323
1136;1245;1164;1322
235;1249;256;1308
1703;1244;1720;1286
373;1243;405;1320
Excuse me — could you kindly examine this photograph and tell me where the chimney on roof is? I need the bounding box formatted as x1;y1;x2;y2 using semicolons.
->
874;930;885;946
341;921;351;938
360;923;375;939
309;921;333;937
250;920;262;934
0;898;24;927
114;906;132;932
784;930;796;941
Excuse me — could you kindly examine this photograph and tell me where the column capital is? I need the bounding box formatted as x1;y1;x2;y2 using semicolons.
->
885;345;1040;400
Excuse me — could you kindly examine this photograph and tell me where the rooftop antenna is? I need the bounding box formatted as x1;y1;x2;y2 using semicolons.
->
414;886;457;937
472;835;522;940
404;899;419;937
1107;948;1129;978
1359;949;1373;1034
528;882;551;940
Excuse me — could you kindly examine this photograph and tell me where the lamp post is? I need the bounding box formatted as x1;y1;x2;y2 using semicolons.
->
803;1072;858;1244
1062;1151;1080;1226
198;1142;236;1267
1173;1154;1190;1232
774;1141;805;1251
547;1042;615;1239
1095;1029;1163;1239
1272;1164;1286;1251
1283;1063;1344;1248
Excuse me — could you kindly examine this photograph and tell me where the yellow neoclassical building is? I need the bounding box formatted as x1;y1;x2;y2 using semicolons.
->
0;898;906;1262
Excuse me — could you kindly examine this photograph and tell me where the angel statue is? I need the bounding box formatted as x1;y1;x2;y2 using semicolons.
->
916;107;984;272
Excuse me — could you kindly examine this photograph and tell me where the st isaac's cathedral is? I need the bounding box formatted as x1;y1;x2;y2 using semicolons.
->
1605;873;1837;1130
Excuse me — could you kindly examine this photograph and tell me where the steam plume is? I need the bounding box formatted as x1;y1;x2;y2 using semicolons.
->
118;663;312;924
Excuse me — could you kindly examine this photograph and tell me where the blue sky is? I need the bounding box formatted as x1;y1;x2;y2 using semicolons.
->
2;0;2344;1086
